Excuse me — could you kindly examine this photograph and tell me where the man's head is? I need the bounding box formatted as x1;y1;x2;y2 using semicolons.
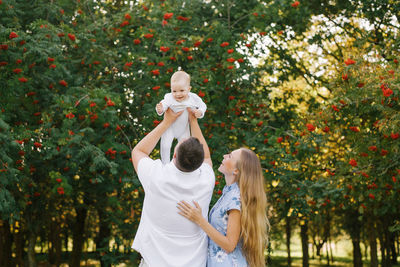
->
174;137;204;172
170;71;191;102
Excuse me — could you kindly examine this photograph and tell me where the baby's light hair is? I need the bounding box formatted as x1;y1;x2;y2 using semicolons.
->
171;70;191;86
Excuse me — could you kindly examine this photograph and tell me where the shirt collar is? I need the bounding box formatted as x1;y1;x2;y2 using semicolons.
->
170;161;200;176
223;182;238;194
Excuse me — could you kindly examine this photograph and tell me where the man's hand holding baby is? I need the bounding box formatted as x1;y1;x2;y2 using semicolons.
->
193;109;203;118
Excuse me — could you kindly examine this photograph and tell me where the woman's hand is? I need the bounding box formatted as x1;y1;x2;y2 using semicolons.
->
178;200;241;253
177;200;204;225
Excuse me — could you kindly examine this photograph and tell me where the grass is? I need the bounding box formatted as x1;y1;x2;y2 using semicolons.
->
268;236;354;266
36;254;400;267
34;234;399;266
268;235;400;267
269;256;353;267
270;234;354;258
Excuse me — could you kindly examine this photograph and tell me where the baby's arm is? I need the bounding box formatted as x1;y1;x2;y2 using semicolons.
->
156;103;164;115
156;94;172;116
191;93;207;119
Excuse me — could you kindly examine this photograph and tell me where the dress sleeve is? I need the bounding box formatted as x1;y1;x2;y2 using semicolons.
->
226;190;241;212
137;157;160;191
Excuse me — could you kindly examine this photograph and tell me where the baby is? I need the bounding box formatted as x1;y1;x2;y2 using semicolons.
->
156;70;207;164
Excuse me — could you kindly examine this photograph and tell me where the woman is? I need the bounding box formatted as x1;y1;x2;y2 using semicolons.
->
177;147;269;267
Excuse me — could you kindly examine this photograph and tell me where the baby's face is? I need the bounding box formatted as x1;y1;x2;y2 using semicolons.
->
171;81;190;102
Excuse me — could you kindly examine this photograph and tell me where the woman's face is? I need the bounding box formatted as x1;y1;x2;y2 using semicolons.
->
218;149;241;175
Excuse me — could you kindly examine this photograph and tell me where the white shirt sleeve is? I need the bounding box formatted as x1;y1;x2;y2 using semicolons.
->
137;157;162;191
202;162;215;181
156;93;173;116
190;93;207;119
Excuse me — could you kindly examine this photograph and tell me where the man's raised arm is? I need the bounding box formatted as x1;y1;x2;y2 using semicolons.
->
188;108;212;167
131;108;182;173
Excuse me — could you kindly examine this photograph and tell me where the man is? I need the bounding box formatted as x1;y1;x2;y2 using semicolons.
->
131;108;215;267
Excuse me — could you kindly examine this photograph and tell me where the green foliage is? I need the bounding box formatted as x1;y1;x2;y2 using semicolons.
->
1;0;399;265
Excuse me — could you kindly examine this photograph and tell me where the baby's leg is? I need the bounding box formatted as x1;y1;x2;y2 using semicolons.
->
172;109;189;137
160;129;175;164
177;123;190;142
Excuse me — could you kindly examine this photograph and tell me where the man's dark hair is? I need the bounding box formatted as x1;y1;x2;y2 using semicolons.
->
176;137;204;172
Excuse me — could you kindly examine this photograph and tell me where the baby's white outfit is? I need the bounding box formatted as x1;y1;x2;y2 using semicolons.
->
157;92;207;164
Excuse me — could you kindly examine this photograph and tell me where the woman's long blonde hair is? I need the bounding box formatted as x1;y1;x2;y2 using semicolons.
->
236;148;270;267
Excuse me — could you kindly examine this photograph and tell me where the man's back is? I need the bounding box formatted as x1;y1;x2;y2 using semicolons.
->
132;158;215;267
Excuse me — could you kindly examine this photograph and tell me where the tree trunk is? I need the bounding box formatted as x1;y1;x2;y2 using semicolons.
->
48;222;55;264
15;229;24;267
0;220;13;267
96;209;111;267
325;211;331;266
27;231;37;267
64;230;69;253
326;240;330;266
362;240;368;262
379;230;387;267
70;207;87;267
383;224;392;267
368;222;378;267
328;237;334;264
350;217;362;267
352;238;363;267
48;220;62;266
376;218;393;267
55;229;62;267
396;233;399;261
300;221;309;267
389;231;397;265
344;210;363;267
286;216;292;267
315;242;323;258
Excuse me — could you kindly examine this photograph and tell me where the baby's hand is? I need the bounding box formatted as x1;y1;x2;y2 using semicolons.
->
193;109;202;118
156;103;163;114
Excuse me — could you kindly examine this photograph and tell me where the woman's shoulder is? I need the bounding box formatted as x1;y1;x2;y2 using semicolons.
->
226;183;241;206
224;182;240;195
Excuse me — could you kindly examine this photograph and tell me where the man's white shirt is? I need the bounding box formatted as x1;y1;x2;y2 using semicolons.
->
132;158;215;267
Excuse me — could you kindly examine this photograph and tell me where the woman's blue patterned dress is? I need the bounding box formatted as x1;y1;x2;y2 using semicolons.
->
207;182;248;267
